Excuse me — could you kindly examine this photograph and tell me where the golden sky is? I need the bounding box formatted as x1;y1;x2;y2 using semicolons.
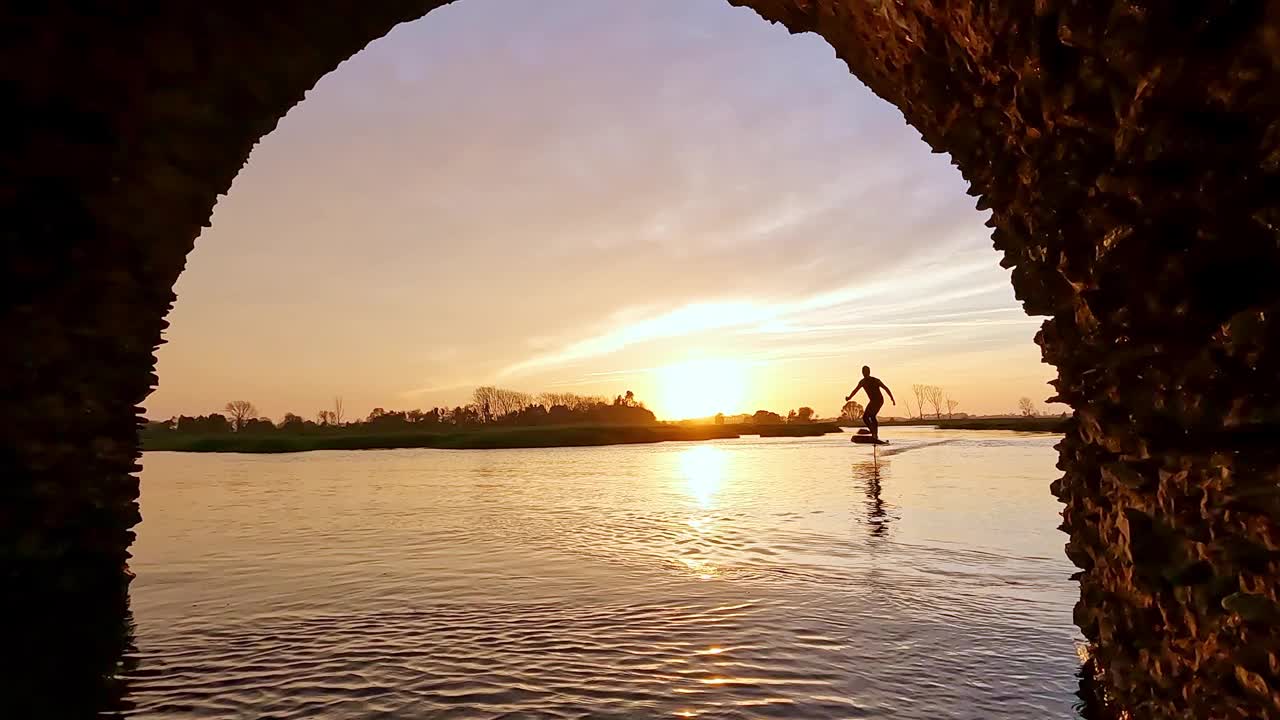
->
147;0;1061;422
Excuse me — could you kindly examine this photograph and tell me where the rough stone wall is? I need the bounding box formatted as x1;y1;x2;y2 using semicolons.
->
2;1;1277;716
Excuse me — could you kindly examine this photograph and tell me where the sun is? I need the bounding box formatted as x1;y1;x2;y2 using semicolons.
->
656;358;748;419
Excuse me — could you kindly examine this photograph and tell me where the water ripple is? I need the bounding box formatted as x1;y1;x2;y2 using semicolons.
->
126;430;1089;719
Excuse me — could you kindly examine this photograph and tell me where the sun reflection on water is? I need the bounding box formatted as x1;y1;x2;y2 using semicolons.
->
678;557;720;581
674;446;730;582
679;445;726;509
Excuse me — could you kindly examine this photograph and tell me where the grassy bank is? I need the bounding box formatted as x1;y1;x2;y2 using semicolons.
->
935;417;1068;432
144;424;758;453
748;422;841;437
143;417;1062;454
143;422;849;454
839;417;1068;432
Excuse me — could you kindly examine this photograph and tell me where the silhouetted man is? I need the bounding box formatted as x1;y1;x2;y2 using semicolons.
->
846;365;895;441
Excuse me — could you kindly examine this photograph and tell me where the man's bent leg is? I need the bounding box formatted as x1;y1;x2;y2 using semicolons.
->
864;399;883;439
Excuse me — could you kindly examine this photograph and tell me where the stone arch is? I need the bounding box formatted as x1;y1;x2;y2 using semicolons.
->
3;2;1278;717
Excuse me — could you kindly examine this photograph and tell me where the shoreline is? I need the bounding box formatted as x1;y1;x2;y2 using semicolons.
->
840;417;1069;432
935;417;1068;432
143;417;1067;454
142;422;844;454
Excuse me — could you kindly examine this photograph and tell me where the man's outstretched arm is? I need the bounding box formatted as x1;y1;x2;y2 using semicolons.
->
845;379;866;402
882;381;896;405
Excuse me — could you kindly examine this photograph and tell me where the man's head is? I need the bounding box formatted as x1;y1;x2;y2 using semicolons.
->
862;365;871;377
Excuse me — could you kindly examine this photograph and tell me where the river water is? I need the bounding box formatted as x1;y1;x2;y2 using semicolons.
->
123;428;1089;719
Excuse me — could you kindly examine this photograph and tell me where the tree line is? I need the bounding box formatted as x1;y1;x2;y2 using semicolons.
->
724;406;819;425
901;384;961;419
898;385;1042;419
154;390;848;437
151;387;657;435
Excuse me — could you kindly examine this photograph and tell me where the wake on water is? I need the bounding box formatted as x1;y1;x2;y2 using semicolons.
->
873;438;959;457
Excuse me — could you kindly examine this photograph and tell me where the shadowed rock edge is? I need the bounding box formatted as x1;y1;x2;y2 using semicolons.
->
2;2;1278;716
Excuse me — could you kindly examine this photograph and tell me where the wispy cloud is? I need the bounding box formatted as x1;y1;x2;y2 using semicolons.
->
496;248;1030;380
497;301;781;378
399;381;477;398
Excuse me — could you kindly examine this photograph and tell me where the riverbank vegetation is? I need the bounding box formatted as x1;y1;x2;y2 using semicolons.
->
935;416;1069;432
144;387;844;453
144;385;1067;454
856;416;1067;431
144;423;750;453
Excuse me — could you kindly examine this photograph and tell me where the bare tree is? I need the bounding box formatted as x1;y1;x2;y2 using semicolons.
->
316;409;335;426
541;393;607;412
945;396;960;419
911;384;929;419
333;396;344;426
537;392;572;409
902;397;915;419
472;386;499;422
1018;397;1037;417
473;386;533;421
537;392;600;411
496;388;532;415
925;385;946;419
225;400;257;431
493;388;512;416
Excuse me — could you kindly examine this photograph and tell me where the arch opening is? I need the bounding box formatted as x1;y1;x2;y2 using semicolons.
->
3;2;1278;717
131;10;1082;714
150;0;1054;429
